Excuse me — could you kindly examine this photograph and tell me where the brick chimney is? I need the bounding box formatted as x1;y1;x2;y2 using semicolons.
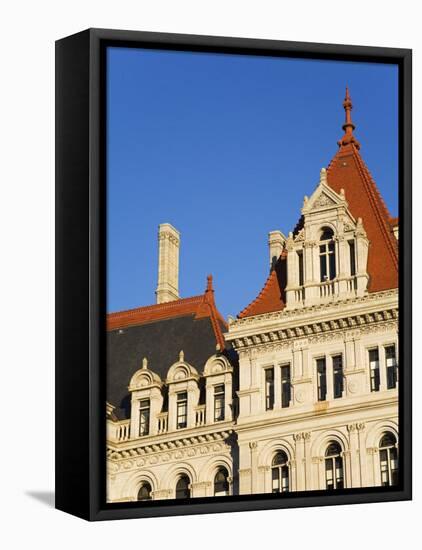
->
155;223;180;304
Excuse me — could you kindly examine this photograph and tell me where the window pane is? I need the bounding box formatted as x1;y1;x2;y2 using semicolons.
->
369;349;380;392
333;355;343;399
214;468;229;496
329;246;336;279
386;346;397;389
265;368;274;410
297;251;304;286
177;392;188;429
139;399;150;436
349;240;356;276
281;365;291;408
380;432;396;448
214;385;225;422
175;475;190;499
317;358;327;401
137;482;152;501
320;253;327;282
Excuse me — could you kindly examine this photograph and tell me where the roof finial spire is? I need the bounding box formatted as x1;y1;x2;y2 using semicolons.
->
338;87;360;150
343;86;355;132
206;274;213;292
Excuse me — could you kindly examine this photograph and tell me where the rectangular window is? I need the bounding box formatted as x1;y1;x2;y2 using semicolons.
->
281;364;291;408
328;241;336;279
176;392;188;429
139;399;150;436
297;251;304;286
214;384;225;422
265;368;274;410
385;345;398;389
316;358;327;401
348;240;356;276
369;349;380;392
319;246;327;282
332;355;344;399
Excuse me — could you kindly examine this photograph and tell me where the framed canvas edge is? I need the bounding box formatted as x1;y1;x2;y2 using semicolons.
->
55;27;412;522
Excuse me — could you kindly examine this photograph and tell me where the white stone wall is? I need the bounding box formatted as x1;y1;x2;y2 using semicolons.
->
107;288;399;502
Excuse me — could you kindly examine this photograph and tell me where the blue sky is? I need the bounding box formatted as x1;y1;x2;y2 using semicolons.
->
107;47;398;318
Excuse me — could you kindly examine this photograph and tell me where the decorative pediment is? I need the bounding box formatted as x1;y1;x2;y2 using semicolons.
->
302;168;348;215
203;353;233;376
129;357;163;391
166;350;200;383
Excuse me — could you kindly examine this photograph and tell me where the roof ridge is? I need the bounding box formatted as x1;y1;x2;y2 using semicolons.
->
238;265;279;318
107;294;204;320
351;147;398;270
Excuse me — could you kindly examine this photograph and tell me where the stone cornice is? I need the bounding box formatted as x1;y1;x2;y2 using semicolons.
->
227;289;397;337
107;427;234;459
234;393;398;433
225;290;398;352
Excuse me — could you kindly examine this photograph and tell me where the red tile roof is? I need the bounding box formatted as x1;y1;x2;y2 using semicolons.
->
107;275;227;350
239;89;398;318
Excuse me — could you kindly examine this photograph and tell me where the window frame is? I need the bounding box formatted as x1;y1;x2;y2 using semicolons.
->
176;391;188;429
369;348;380;392
379;432;398;487
319;228;336;282
281;363;291;408
264;367;275;410
324;441;344;490
214;384;225;422
385;344;398;390
316;357;327;401
271;451;290;493
138;398;150;437
332;354;344;399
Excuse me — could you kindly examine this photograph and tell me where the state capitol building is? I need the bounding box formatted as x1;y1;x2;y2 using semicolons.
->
106;90;399;502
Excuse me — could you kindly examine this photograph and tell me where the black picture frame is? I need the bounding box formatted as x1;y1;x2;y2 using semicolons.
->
55;28;412;521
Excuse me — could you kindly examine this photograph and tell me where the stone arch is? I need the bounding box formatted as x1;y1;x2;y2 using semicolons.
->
311;428;349;457
199;455;233;484
258;438;295;467
318;223;336;241
122;468;158;500
203;354;232;376
365;419;398;449
161;461;198;491
166;355;200;383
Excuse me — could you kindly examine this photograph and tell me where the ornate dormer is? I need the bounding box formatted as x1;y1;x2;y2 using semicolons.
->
128;357;164;438
203;351;234;424
285;168;369;309
166;351;201;431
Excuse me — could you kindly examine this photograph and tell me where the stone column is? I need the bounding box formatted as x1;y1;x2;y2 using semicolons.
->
190;481;211;498
258;465;270;493
357;423;367;487
152;489;172;500
303;432;312;490
293;433;306;491
249;441;259;494
347;423;361;487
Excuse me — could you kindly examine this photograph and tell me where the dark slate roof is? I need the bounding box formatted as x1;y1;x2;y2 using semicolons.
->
107;314;232;420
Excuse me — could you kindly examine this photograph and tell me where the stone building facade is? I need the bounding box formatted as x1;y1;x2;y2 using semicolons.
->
106;90;399;502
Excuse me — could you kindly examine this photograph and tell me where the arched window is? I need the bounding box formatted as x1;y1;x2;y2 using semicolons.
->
319;227;336;282
137;482;152;501
175;474;191;499
271;451;289;493
325;442;344;490
379;432;398;486
214;467;230;496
